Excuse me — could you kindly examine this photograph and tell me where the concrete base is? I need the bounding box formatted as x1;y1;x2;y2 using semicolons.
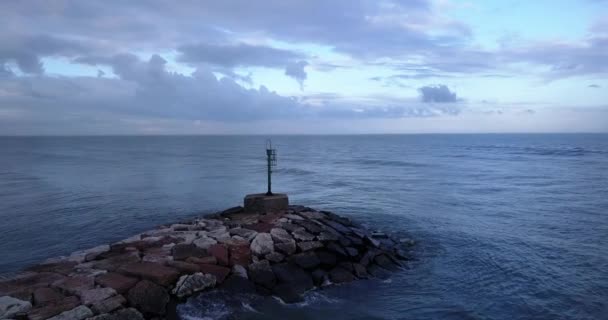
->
244;193;289;214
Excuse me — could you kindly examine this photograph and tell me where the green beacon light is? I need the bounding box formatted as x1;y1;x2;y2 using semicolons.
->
266;139;277;196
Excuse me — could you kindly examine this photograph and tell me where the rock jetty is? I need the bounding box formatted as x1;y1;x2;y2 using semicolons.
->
0;205;412;320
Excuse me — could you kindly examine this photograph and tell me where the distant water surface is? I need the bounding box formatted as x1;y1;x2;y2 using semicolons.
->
1;134;607;320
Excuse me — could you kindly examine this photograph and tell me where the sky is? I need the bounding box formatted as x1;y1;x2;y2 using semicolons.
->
0;0;607;135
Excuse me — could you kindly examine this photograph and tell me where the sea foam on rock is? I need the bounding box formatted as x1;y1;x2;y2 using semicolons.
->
0;205;412;319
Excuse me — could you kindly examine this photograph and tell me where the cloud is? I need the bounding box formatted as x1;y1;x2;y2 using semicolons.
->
284;61;308;89
418;85;458;103
177;42;308;85
0;54;463;134
588;84;601;88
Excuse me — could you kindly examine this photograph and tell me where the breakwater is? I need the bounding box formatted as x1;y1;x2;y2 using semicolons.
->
0;205;412;320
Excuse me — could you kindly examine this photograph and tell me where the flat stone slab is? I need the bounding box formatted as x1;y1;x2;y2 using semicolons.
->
244;193;289;213
118;262;179;287
95;273;138;294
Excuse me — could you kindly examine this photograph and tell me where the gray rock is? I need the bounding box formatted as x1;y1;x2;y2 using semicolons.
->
79;287;116;305
171;243;207;260
329;267;355;283
323;220;351;234
316;251;338;267
231;265;248;279
284;214;304;221
367;264;391;279
0;296;32;319
88;308;145;320
294;220;323;234
317;231;339;241
127;280;169;315
374;254;400;271
250;233;274;256
192;237;217;250
90;294;126;314
47;305;93;320
271;263;314;293
297;241;324;252
292;229;315;241
345;247;359;257
277;222;301;233
326;242;347;256
274;242;297;255
172;273;216;298
298;211;326;220
311;269;328;286
265;251;285;263
352;263;369;278
270;228;292;243
248;260;276;289
291;252;321;269
229;228;258;242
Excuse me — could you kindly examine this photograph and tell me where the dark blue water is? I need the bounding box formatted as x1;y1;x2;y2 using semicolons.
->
1;134;607;320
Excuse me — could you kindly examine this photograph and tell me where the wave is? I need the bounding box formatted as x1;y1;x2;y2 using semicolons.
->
466;145;608;157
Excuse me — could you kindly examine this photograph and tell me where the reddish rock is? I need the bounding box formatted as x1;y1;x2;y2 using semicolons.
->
186;256;217;265
118;262;179;287
33;287;65;306
52;275;94;296
166;260;201;274
243;222;273;233
259;213;283;224
0;272;66;301
90;252;141;272
207;244;229;266
25;261;78;276
127;280;169;316
229;244;251;266
197;264;231;283
95;272;138;294
26;296;80;320
171;243;207;261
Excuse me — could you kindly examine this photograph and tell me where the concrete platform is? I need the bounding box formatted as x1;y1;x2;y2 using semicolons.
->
244;193;289;213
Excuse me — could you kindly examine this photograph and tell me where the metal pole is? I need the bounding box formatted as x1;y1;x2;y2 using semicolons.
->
266;149;272;196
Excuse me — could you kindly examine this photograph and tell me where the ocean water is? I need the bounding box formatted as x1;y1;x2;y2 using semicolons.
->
1;134;607;320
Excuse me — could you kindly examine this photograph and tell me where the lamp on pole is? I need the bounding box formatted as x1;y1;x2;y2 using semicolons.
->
266;140;277;196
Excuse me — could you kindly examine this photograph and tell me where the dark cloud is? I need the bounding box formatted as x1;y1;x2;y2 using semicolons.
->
177;42;308;85
588;84;601;88
284;61;308;89
418;85;458;103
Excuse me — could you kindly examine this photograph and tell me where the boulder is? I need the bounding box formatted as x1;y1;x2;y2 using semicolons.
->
243;222;274;233
127;280;169;315
79;287;116;305
277;222;301;233
329;267;356;283
326;242;348;256
317;231;339;241
26;296;80;320
95;273;138;294
192;237;217;250
291;252;321;269
367;264;390;279
274;242;297;255
33;287;64;306
294;220;323;234
316;251;338;267
323;220;351;234
272;284;304;303
90;294;126;314
265;252;285;263
166;260;201;274
374;254;399;271
292;229;315;241
231;265;248;279
248;260;276;289
118;262;179;287
186;256;217;265
25;261;78;276
47;305;93;320
345;247;359;257
90;252;141;272
352;263;369;278
171;243;207;261
197;264;230;283
172;273;216;299
207;244;229;266
270;228;293;244
229;228;257;242
271;263;314;293
52;275;95;296
0;295;32;318
311;269;328;286
228;243;251;266
298;241;323;252
250;233;274;256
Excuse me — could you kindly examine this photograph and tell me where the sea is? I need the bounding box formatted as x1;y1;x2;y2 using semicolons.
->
0;134;607;320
